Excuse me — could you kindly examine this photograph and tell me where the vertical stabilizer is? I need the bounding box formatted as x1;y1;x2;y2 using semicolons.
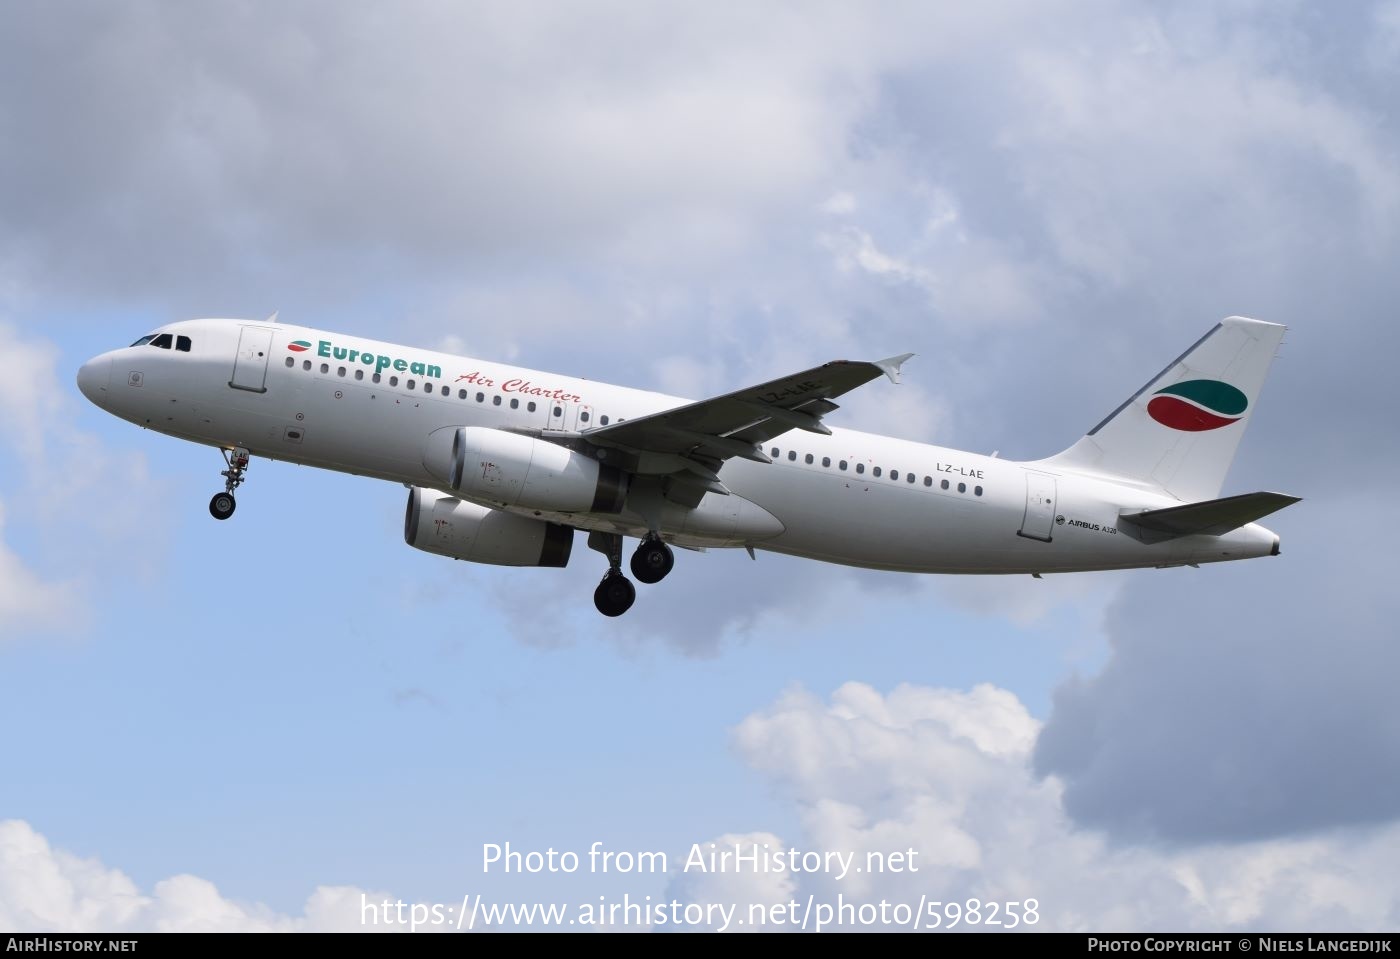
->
1042;317;1285;502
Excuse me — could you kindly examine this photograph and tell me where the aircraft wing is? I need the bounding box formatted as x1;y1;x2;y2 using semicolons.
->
581;354;914;468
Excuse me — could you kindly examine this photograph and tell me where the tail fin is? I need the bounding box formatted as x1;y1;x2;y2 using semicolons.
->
1043;317;1286;502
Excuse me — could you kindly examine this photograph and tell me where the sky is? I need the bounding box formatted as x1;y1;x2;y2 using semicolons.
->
2;0;1399;933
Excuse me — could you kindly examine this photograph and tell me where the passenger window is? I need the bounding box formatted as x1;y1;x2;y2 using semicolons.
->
788;451;797;461
839;460;848;471
303;360;312;371
458;389;468;399
441;385;448;396
805;454;814;465
974;485;983;496
941;479;949;490
389;375;398;386
873;467;882;477
856;463;865;474
284;357;294;368
407;379;416;390
422;381;432;392
372;372;381;383
553;406;563;417
337;367;346;377
907;473;915;484
476;392;484;402
320;363;329;374
822;457;830;467
958;482;966;493
580;411;590;422
771;447;780;457
150;333;173;349
355;369;364;381
528;402;537;413
890;470;899;481
510;398;519;409
176;336;192;352
493;395;502;406
600;415;609;425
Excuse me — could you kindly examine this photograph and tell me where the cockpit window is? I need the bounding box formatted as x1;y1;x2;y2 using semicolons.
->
130;335;156;347
176;335;192;352
150;333;174;349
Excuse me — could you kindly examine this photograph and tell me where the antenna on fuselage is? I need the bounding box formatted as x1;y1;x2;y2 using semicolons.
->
264;310;280;325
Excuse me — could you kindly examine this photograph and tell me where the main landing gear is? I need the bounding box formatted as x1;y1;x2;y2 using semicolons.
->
589;532;676;616
209;447;250;521
630;535;675;584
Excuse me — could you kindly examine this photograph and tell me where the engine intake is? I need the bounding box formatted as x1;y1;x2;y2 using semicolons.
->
423;426;627;514
404;487;573;567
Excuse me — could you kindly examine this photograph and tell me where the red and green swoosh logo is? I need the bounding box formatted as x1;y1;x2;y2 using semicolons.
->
1147;380;1247;431
287;340;312;353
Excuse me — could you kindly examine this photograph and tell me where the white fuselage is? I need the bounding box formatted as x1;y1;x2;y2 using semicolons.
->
77;318;1280;574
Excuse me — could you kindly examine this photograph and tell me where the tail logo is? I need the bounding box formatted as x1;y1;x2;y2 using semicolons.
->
287;340;312;353
1147;380;1248;432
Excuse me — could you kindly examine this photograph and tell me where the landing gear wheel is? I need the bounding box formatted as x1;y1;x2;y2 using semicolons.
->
209;492;237;520
630;538;675;585
594;572;637;617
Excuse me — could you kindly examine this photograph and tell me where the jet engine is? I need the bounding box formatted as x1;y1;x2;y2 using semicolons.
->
422;426;628;514
404;487;573;567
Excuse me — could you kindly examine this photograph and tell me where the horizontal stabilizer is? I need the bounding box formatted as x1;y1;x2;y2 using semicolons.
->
1119;491;1300;543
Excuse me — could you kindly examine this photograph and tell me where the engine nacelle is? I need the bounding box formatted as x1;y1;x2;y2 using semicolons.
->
404;487;573;567
423;426;627;514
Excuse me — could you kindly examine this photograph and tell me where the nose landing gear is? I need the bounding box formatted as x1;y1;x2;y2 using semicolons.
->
209;447;250;521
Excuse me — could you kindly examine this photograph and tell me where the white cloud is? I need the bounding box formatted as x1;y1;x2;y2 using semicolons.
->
819;192;857;215
0;820;393;933
669;681;1400;931
0;325;167;635
822;225;937;292
1008;37;1400;285
0;323;64;461
666;832;796;933
0;500;77;634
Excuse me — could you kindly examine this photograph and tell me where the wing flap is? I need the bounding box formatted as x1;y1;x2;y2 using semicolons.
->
1119;491;1300;542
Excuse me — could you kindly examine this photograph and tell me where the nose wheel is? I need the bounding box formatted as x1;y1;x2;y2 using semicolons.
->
209;492;237;520
209;447;250;521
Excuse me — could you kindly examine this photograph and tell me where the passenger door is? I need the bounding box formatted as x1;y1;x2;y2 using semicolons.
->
229;327;275;393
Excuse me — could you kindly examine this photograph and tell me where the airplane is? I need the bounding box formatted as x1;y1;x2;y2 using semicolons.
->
76;315;1298;617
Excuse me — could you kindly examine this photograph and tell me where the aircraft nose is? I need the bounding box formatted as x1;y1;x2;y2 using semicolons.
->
77;354;111;404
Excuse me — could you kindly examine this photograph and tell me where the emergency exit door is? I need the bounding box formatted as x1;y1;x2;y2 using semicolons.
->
546;402;594;431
